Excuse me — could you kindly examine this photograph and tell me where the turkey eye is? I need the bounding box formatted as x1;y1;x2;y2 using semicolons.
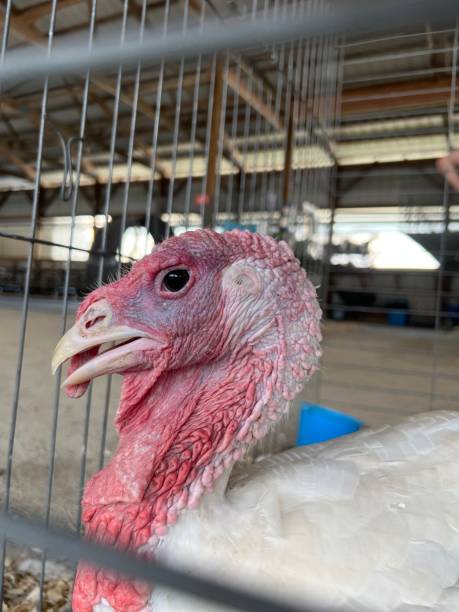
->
162;269;190;292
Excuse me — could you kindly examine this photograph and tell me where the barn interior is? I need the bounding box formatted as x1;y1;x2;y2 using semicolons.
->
0;0;458;608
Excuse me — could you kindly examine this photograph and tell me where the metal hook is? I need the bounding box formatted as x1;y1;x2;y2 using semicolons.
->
45;117;84;202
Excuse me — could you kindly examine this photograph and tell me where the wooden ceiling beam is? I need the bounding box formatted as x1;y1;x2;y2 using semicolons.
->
14;0;83;26
0;144;36;182
0;8;172;141
91;77;172;125
54;0;177;38
0;3;243;181
3;70;208;111
126;0;144;22
1;96;100;180
188;0;279;133
0;5;45;45
342;76;459;116
226;68;282;130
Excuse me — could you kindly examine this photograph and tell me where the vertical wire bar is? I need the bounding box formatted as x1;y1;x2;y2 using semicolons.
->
248;80;264;213
316;39;341;400
314;28;343;402
292;3;309;212
306;55;321;279
224;59;242;217
143;0;172;253
199;55;217;225
268;68;285;230
316;30;340;305
95;5;130;285
307;3;327;285
258;0;274;222
165;0;191;239
279;55;296;236
97;375;112;470
183;55;203;230
281;59;294;213
278;0;297;213
279;7;307;452
313;28;331;285
75;0;132;528
429;25;458;409
38;1;99;605
237;88;254;221
295;36;314;264
262;2;299;453
212;52;230;225
97;0;150;473
0;0;60;602
235;0;259;224
294;31;312;210
259;89;274;227
117;0;149;271
312;30;330;228
290;37;306;238
184;1;206;230
300;38;318;213
267;0;282;229
303;4;321;282
300;34;320;272
0;0;13;64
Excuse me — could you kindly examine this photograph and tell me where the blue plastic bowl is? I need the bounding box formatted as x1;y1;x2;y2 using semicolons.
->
297;403;362;446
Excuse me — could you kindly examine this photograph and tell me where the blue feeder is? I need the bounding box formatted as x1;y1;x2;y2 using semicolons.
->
297;403;362;446
222;221;257;233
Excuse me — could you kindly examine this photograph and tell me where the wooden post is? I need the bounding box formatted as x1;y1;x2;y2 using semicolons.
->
203;59;225;229
282;94;295;208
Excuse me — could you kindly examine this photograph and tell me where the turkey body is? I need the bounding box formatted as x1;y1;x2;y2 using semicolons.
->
152;411;459;612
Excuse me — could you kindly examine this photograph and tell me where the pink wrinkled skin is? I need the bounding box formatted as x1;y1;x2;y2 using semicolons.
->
69;229;322;611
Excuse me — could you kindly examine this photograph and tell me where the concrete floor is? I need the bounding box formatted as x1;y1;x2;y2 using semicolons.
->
0;296;458;529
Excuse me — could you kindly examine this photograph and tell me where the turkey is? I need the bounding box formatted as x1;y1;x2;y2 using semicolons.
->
52;229;459;612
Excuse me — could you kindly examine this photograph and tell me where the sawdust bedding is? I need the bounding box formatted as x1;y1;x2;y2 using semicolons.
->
2;557;72;612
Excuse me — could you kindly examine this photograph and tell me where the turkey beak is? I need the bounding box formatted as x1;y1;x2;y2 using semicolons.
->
51;299;156;389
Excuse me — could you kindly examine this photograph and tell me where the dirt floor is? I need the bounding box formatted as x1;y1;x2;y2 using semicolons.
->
0;297;121;529
0;295;458;608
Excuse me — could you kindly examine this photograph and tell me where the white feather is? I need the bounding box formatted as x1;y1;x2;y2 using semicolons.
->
149;411;459;611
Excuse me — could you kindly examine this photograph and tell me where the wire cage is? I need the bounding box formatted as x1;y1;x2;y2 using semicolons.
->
311;24;459;433
0;0;458;611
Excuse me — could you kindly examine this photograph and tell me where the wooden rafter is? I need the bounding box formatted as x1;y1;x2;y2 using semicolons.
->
0;7;175;164
90;77;171;125
13;0;83;25
9;71;210;109
1;95;100;181
0;5;45;45
342;76;459;116
0;144;36;182
226;68;283;130
54;0;173;37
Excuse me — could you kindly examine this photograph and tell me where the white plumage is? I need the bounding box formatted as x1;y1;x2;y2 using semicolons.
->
153;410;459;612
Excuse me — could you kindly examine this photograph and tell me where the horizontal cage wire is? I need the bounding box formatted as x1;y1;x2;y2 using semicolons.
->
0;0;458;611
